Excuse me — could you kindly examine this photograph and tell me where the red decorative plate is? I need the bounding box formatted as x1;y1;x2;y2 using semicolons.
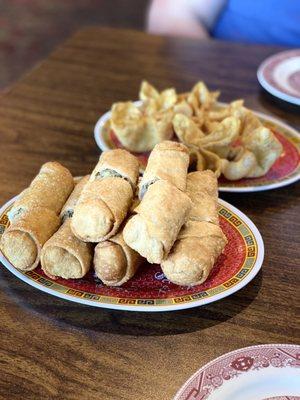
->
0;196;264;311
174;344;300;399
257;49;300;106
94;101;300;193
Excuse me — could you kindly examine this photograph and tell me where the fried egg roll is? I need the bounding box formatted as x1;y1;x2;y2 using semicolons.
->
1;208;60;271
161;220;227;286
41;176;93;279
72;150;139;242
123;180;192;264
186;170;219;225
94;231;142;286
41;219;93;279
139;141;189;199
60;175;89;220
90;149;139;189
8;162;74;222
161;171;227;286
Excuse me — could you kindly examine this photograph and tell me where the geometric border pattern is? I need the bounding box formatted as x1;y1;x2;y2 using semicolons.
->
0;198;263;311
174;344;300;399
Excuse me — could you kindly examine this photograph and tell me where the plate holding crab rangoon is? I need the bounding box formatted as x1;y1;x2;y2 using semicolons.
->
106;80;283;181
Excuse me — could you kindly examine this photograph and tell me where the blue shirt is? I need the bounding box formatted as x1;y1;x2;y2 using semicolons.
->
212;0;300;47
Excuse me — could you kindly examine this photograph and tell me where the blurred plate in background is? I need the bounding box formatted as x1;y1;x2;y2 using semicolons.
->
257;49;300;106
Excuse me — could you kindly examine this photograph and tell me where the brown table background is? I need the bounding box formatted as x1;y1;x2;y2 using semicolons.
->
0;28;299;400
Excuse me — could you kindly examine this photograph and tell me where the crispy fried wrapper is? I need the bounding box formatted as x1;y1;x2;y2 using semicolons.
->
189;147;226;178
242;126;283;178
42;176;93;279
139;140;189;199
110;101;174;152
221;147;257;181
174;115;240;158
71;150;139;242
161;171;227;286
139;81;177;111
123;180;192;264
1;207;60;271
71;178;133;243
41;219;93;279
187;81;220;112
161;221;227;286
186;171;219;225
60;175;90;220
90;149;140;189
173;113;205;147
8;162;74;222
109;79;283;180
94;230;143;286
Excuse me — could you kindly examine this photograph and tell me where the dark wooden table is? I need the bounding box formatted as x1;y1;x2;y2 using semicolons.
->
0;28;299;400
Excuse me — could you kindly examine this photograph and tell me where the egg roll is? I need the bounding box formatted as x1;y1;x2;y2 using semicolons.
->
41;219;93;279
123;180;192;264
90;149;139;189
71;150;139;242
186;170;219;225
60;175;89;220
41;176;93;279
71;178;132;242
8;162;74;222
161;220;227;286
94;230;143;286
110;102;174;152
1;208;60;271
139;141;189;199
161;171;227;286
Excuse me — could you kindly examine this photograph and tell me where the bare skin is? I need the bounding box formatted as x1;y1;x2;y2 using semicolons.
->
147;0;226;39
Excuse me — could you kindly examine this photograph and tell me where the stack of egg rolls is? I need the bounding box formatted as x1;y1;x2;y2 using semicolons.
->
71;149;140;242
1;162;74;271
161;171;227;286
1;147;228;288
124;141;192;264
41;176;93;279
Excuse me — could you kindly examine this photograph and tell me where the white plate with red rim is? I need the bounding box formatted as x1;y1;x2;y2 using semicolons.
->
174;344;300;400
257;49;300;106
94;101;300;193
0;194;264;312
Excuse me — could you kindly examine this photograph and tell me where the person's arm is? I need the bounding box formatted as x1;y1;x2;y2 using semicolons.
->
146;0;226;39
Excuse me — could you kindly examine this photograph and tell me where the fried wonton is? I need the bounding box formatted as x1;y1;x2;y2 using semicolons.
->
187;81;220;113
139;81;177;111
110;102;173;152
242;127;283;177
107;80;283;180
208;100;245;121
173;113;205;146
221;147;257;180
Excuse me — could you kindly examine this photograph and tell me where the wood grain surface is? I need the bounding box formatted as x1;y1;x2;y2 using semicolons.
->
0;28;299;400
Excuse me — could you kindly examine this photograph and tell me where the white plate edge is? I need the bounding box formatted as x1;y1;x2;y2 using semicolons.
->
0;197;264;312
257;50;300;106
173;343;300;400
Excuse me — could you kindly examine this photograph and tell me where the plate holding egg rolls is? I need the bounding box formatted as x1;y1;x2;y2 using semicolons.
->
1;142;228;288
